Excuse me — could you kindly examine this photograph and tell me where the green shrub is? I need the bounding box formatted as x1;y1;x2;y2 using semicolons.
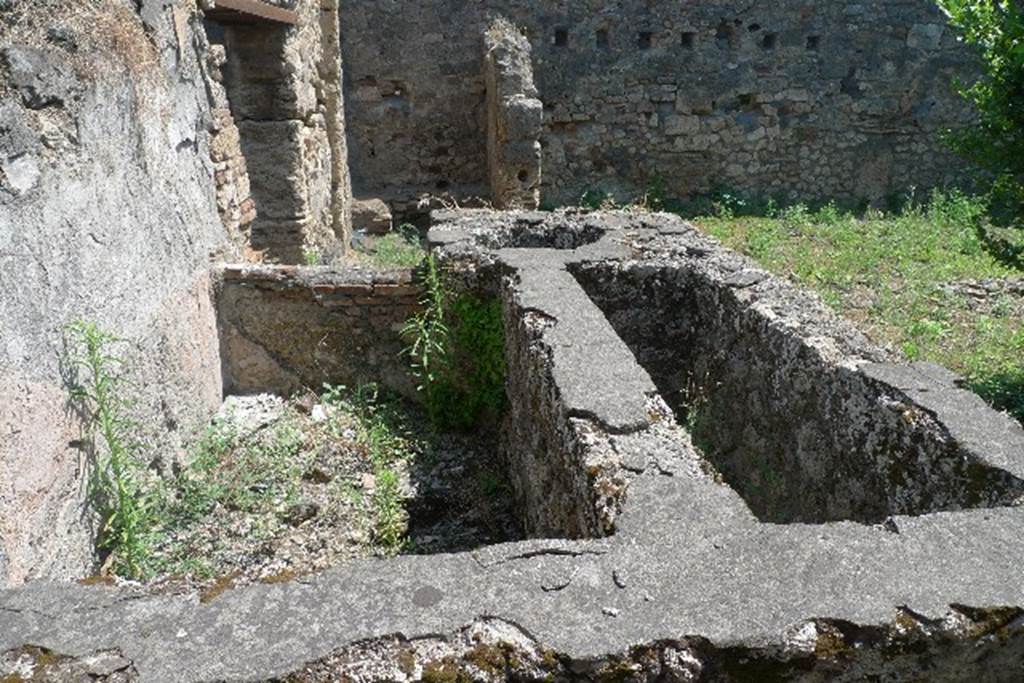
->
402;256;507;431
939;0;1024;216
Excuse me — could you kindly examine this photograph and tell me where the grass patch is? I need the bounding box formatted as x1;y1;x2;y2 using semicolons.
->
322;384;414;555
693;189;1024;423
358;225;427;269
144;385;420;578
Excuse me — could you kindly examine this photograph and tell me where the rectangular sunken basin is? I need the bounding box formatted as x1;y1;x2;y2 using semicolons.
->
570;248;1024;525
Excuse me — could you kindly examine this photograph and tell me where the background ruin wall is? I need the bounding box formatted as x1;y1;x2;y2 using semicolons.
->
340;0;976;213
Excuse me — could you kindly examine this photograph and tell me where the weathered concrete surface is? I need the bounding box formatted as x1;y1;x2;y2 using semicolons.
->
2;482;1024;680
0;0;229;584
3;211;1023;680
567;218;1024;524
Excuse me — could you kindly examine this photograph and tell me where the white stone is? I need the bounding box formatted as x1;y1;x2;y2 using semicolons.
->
2;154;40;195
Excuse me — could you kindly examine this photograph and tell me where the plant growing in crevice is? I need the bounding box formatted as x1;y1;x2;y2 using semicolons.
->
402;255;506;431
302;245;323;266
402;255;451;418
678;371;718;457
64;320;151;578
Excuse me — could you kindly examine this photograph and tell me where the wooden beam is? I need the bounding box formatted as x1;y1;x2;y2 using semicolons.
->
205;0;298;26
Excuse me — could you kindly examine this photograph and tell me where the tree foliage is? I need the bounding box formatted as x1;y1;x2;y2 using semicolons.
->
939;0;1024;210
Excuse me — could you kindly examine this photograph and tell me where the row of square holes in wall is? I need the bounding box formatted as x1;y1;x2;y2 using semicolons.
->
552;26;822;52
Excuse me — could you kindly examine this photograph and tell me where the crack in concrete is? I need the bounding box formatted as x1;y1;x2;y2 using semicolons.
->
472;546;610;569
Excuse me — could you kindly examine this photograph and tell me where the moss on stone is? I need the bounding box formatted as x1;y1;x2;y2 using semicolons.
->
462;643;507;674
199;572;239;604
421;657;472;683
396;648;417;676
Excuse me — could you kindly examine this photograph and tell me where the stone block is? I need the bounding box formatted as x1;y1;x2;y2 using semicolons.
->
907;23;945;50
351;198;393;235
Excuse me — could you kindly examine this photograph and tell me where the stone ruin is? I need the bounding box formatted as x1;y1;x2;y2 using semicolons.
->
2;0;1023;680
4;210;1024;681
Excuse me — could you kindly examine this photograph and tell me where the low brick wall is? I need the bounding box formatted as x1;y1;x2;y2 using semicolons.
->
216;264;422;397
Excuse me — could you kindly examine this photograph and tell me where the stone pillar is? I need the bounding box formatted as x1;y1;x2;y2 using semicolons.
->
204;44;256;249
484;19;543;210
318;0;353;251
221;0;351;263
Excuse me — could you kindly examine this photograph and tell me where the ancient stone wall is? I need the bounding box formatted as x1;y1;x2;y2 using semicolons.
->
220;0;351;263
204;44;257;247
4;210;1024;680
575;258;1024;524
341;0;976;212
217;265;420;398
0;0;230;584
432;209;1024;531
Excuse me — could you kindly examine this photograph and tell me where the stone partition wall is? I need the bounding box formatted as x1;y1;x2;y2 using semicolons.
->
484;19;543;210
5;210;1024;680
573;253;1024;524
217;264;421;398
430;209;1024;532
341;0;976;211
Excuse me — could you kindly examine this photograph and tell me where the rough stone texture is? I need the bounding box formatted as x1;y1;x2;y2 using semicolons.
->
340;1;976;211
2;210;1024;679
203;43;256;245
0;0;229;585
485;18;543;210
219;0;351;263
216;264;421;398
351;197;393;235
0;645;137;681
431;209;1024;530
574;240;1024;524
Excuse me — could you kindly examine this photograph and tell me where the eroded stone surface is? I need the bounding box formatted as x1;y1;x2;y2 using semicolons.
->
0;0;229;585
485;18;543;210
216;264;422;398
4;210;1020;681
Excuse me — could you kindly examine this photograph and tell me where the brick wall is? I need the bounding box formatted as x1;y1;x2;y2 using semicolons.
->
217;265;421;397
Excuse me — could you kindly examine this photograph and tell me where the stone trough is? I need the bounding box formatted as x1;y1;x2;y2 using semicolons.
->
3;210;1024;681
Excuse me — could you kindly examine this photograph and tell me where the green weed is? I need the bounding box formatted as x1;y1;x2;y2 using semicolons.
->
322;384;412;554
64;321;151;578
302;245;323;266
402;256;506;430
370;225;426;268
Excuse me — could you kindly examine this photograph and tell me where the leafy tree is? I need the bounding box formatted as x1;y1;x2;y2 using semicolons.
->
939;0;1024;213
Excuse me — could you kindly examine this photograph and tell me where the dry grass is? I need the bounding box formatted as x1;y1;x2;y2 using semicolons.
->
2;0;160;84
